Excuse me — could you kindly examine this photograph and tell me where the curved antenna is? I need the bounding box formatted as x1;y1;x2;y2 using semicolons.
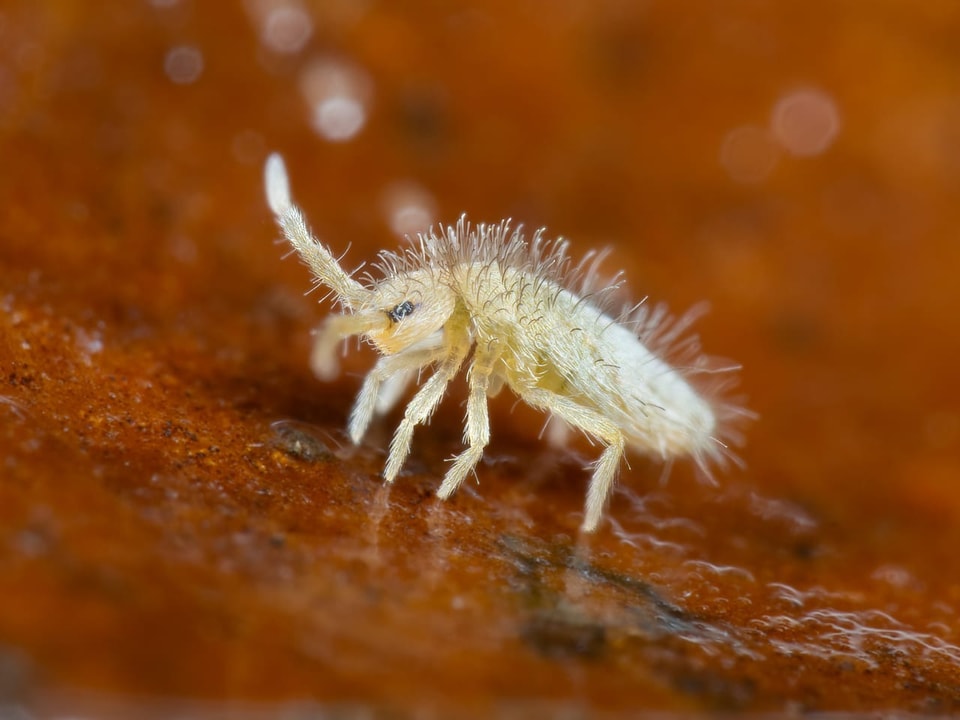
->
264;153;369;309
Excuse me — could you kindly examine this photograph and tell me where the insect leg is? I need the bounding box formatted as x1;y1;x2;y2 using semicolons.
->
374;368;415;416
520;388;625;533
310;312;382;381
486;371;506;398
437;341;502;499
374;330;446;416
348;343;446;444
382;334;471;484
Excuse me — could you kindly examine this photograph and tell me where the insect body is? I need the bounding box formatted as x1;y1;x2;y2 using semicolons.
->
265;153;745;532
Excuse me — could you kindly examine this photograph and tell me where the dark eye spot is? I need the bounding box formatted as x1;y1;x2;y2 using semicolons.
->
387;300;416;323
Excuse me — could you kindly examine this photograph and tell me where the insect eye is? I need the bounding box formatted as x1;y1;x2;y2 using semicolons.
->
387;300;416;323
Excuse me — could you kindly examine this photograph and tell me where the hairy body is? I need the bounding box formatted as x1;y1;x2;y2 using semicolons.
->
265;153;746;531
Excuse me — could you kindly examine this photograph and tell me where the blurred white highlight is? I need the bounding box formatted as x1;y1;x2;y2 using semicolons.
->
299;58;372;142
245;0;313;54
382;181;437;237
771;88;841;156
719;125;780;184
164;45;204;85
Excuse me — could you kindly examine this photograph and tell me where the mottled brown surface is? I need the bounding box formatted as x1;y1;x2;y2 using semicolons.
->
2;1;960;715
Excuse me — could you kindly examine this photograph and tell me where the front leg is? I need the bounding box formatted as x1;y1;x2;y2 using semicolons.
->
348;338;447;444
374;330;446;417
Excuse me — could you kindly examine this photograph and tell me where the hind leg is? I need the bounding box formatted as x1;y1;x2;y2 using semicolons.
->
519;388;626;532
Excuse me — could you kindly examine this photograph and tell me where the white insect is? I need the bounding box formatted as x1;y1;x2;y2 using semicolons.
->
264;153;747;532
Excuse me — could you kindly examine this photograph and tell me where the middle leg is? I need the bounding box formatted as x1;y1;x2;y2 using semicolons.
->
437;341;501;499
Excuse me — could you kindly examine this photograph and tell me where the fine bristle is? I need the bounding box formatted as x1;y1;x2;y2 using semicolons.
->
265;153;292;215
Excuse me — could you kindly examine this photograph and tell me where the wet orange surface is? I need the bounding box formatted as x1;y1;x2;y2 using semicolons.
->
2;1;960;715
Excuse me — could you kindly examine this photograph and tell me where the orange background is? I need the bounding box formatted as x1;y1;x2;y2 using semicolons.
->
1;1;959;713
